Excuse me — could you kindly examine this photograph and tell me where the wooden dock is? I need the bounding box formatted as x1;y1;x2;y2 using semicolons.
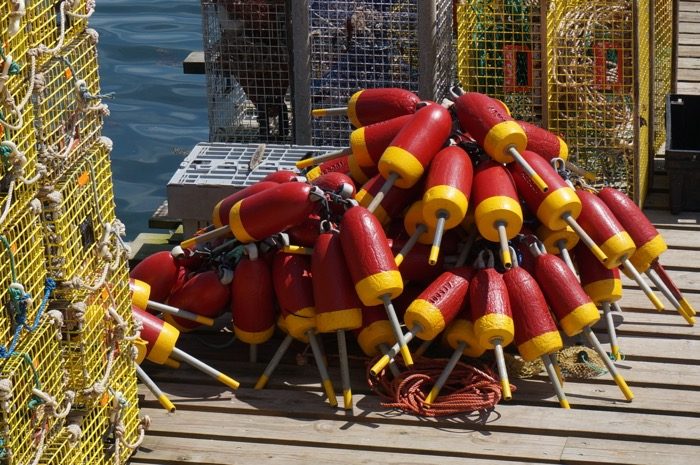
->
129;3;700;464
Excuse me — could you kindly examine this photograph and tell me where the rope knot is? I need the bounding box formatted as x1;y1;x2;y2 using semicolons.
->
0;378;13;410
66;423;82;444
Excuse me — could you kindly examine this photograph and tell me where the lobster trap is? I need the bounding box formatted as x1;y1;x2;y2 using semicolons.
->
1;0;33;70
0;318;66;465
29;0;92;67
456;0;546;124
76;347;140;465
201;0;294;144
32;31;105;182
0;97;41;213
650;0;676;154
298;0;454;146
38;138;116;287
546;0;651;203
37;426;80;465
0;197;47;346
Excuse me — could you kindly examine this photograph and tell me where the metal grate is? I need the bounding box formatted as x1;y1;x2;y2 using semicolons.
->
32;32;104;182
167;142;337;236
456;0;545;124
108;349;140;465
0;319;66;465
202;0;293;144
547;0;648;201
77;400;110;465
304;0;454;146
39;139;114;284
0;198;47;346
651;0;674;154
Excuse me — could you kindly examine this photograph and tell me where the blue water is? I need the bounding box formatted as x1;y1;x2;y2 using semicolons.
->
91;0;208;240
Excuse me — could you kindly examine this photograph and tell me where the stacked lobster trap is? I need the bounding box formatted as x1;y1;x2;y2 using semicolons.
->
455;0;677;204
200;0;454;147
1;2;144;464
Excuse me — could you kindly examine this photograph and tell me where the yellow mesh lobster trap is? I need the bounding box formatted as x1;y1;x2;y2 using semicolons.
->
39;138;115;285
0;318;67;465
546;0;651;204
37;426;80;465
32;32;104;182
29;0;93;67
76;348;141;465
1;0;34;68
57;286;111;408
456;0;546;124
0;198;47;346
651;0;674;154
0;98;41;210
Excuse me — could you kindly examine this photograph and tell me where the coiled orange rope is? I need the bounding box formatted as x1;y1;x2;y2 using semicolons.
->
367;356;513;417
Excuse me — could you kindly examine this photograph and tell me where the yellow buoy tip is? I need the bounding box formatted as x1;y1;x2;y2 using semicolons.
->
343;390;353;410
180;238;195;249
680;298;697;317
400;345;414;366
254;375;269;390
501;381;513;401
311;109;327;117
394;254;405;266
158;394;176;413
220;374;241;390
532;174;549;193
429;245;440;266
560;399;571;409
371;355;391;376
425;387;440;406
197;315;216;326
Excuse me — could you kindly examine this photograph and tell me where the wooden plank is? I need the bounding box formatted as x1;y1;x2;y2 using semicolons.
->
137;386;700;444
677;81;700;93
138;409;570;463
679;57;700;69
591;309;700;340
142;361;700;414
678;45;700;58
130;436;541;465
561;437;700;465
679;21;700;34
621;268;700;292
644;209;700;228
654;228;700;249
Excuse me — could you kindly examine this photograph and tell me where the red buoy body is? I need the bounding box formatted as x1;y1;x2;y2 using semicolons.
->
311;232;363;333
339;206;403;306
469;267;514;349
211;181;278;227
509;150;580;230
130;251;180;303
576;189;636;269
133;306;179;365
262;170;303;184
392;241;444;283
378;104;452;189
518;120;569;162
350;114;413;168
597;187;667;272
503;266;563;361
229;182;317;243
422;145;473;229
272;252;316;341
574;243;623;304
533;253;600;336
347;88;420;128
472;160;523;242
306;156;351;182
405;267;474;340
286;214;322;248
311;171;356;196
165;270;230;331
453;92;527;163
231;257;276;345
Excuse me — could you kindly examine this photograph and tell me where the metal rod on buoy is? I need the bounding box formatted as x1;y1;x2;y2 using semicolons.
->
171;347;240;391
381;294;413;367
582;327;633;401
367;172;399;213
541;354;570;409
135;365;175;413
496;222;513;269
562;213;608;263
424;341;465;405
620;258;665;311
645;268;695;324
492;337;512;400
255;334;293;389
337;330;352;410
146;300;215;327
602;301;621;361
295;148;352;169
395;224;426;266
307;331;338;408
556;239;576;274
370;325;419;376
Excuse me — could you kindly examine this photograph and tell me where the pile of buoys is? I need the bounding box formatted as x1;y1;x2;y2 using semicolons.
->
132;87;697;415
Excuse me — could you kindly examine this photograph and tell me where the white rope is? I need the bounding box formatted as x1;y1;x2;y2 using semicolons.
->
0;378;12;411
30;388;75;419
0;179;16;226
65;423;82;445
8;1;26;36
65;0;96;19
46;309;64;340
36;2;68;56
25;424;47;465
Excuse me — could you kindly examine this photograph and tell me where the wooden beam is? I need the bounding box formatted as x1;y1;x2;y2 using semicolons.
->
183;51;205;75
